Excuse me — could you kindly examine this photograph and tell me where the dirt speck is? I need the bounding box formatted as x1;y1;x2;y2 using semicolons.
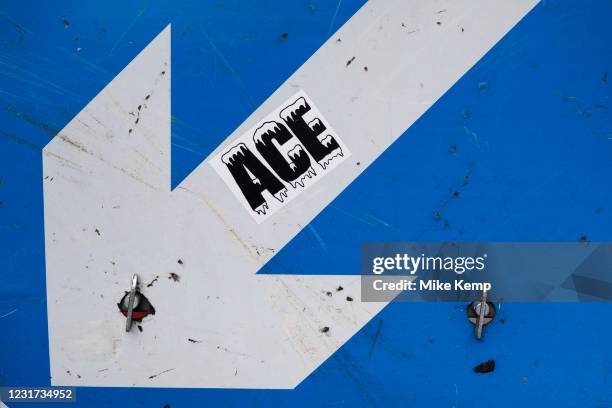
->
452;191;460;198
449;145;457;154
473;360;495;374
169;272;180;282
177;259;184;265
336;286;344;292
188;338;201;343
346;56;355;67
146;275;160;288
320;326;330;333
279;32;288;41
436;21;442;26
325;291;332;297
62;18;70;28
579;235;590;243
95;228;100;236
363;66;368;72
346;296;353;302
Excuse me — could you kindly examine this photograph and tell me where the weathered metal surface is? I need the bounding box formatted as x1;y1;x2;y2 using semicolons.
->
1;0;611;406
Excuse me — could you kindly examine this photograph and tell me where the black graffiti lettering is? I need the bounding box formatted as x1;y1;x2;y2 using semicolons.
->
221;143;287;215
253;121;313;186
280;97;342;168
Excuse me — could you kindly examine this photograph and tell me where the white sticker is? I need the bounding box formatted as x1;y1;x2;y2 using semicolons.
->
211;90;351;223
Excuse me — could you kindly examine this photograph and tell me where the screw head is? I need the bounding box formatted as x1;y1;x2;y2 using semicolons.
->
467;300;496;326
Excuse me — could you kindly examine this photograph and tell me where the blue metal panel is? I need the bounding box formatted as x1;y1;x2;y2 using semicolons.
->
1;0;611;407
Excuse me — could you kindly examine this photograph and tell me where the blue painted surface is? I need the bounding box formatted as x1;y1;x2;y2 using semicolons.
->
0;0;611;407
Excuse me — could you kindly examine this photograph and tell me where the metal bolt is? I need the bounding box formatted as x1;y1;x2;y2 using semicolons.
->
467;289;496;340
125;274;139;332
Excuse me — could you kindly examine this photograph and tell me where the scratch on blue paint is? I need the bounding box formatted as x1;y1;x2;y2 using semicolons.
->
307;224;326;251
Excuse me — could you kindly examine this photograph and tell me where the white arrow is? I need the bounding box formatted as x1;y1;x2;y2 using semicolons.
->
43;0;537;388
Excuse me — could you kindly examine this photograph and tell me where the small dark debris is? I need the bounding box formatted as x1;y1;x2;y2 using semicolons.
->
95;228;100;236
346;296;353;302
443;220;451;229
433;210;442;220
148;368;175;379
188;338;201;343
461;27;465;32
336;38;342;42
473;360;495;374
137;325;143;332
320;326;330;333
346;56;355;67
135;118;139;125
356;161;361;166
146;275;159;288
449;145;457;154
436;21;442;26
177;259;184;265
164;405;171;408
336;285;344;292
363;66;368;72
145;94;151;100
500;318;506;324
452;191;460;198
579;235;589;243
62;18;70;28
161;70;166;75
401;22;406;27
169;272;180;282
478;81;489;91
128;129;133;134
326;291;332;297
279;32;289;41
